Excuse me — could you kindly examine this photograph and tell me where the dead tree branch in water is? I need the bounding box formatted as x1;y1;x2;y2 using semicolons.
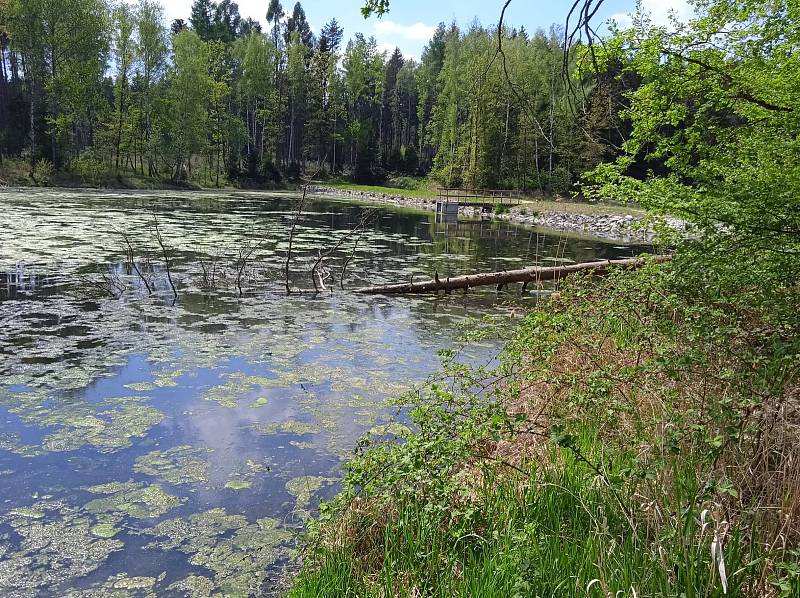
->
118;230;153;294
198;248;223;291
90;268;127;299
152;212;178;304
340;236;362;290
284;187;309;294
311;210;377;294
234;238;266;297
355;255;672;295
285;158;327;294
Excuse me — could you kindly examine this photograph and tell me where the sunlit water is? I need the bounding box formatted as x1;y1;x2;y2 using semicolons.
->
0;189;648;596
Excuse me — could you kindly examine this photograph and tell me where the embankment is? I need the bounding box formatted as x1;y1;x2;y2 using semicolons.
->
308;184;687;243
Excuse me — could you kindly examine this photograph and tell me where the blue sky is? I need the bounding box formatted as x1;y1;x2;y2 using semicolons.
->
159;0;691;60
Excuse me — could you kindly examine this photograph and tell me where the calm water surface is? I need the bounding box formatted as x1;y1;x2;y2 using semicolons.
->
0;189;646;597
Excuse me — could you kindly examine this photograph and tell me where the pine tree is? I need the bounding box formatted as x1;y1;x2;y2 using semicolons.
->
319;18;343;54
285;2;312;48
213;0;240;43
189;0;215;41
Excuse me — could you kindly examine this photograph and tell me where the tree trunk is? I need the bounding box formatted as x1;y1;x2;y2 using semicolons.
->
500;101;510;182
355;256;672;295
0;45;7;161
49;51;57;167
331;113;337;173
115;81;126;173
29;77;37;178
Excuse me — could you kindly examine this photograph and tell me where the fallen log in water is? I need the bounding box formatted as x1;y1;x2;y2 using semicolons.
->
355;255;672;295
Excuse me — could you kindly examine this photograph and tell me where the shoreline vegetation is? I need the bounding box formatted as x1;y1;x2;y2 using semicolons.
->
308;183;684;243
288;253;799;598
286;0;800;594
0;167;676;243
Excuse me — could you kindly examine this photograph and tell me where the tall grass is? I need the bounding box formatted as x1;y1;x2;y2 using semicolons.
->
291;439;769;597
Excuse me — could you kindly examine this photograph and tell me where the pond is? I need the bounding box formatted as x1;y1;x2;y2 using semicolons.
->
0;189;649;597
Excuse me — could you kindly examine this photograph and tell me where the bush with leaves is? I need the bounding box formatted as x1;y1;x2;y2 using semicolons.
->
32;158;53;186
69;152;111;186
585;0;800;280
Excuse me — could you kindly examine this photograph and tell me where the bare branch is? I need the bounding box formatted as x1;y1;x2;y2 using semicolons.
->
152;211;178;304
118;230;153;294
312;210;377;294
285;156;328;294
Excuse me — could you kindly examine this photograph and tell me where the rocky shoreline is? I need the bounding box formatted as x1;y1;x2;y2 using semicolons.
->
308;185;684;243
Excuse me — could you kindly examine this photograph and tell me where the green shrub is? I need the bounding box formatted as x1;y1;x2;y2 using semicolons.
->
535;165;573;196
32;158;53;186
389;176;427;191
69;153;110;186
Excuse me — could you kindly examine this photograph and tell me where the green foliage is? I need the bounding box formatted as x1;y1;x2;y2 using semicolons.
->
69;151;110;185
1;1;619;190
32;157;53;185
165;29;210;180
494;203;510;215
7;0;109;166
585;0;800;277
427;25;596;193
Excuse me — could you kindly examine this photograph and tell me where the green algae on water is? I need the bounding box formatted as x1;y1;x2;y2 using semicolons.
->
0;499;124;595
250;419;321;436
167;575;215;597
0;432;45;457
63;572;164;597
84;481;183;519
90;523;121;538
123;382;157;392
224;479;252;490
9;506;46;519
141;508;292;596
289;440;314;450
285;475;336;514
201;373;276;408
134;445;212;485
0;393;164;455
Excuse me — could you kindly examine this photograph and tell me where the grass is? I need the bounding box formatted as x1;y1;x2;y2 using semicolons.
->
0;157;241;191
319;178;439;199
519;197;645;217
290;456;672;597
290;442;763;597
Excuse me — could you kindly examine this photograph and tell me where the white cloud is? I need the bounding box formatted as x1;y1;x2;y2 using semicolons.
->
376;42;398;55
609;0;693;29
373;20;436;41
372;20;434;61
376;42;419;62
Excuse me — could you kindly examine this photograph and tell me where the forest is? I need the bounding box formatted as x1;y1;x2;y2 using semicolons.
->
0;0;617;193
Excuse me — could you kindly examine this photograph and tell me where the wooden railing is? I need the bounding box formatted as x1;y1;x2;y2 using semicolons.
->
437;188;523;206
